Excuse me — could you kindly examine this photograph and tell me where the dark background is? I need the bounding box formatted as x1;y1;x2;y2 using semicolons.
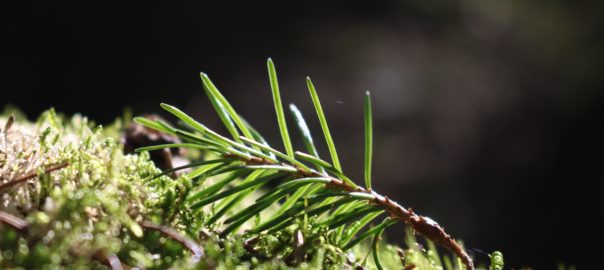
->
3;1;603;268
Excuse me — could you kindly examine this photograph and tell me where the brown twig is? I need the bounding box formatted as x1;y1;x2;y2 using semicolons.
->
0;162;69;192
140;220;204;262
91;251;129;270
0;210;28;232
3;115;15;132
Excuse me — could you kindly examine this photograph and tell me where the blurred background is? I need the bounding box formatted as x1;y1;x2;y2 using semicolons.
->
3;1;603;268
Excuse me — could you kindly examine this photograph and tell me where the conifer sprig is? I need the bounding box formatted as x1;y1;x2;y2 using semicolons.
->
136;59;475;270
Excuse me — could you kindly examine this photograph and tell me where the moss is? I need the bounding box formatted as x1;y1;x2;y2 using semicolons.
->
1;110;501;269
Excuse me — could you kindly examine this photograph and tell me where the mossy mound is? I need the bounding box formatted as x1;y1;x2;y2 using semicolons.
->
1;109;498;269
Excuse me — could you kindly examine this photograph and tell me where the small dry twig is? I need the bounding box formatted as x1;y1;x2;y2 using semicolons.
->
140;220;204;262
92;251;130;270
2;115;15;132
0;210;28;232
0;162;69;192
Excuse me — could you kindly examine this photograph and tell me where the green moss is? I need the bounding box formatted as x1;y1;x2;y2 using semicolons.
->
1;110;502;269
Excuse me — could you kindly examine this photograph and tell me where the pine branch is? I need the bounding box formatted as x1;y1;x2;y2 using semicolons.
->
137;59;475;269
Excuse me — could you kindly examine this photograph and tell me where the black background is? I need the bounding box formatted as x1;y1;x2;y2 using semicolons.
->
3;1;603;268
